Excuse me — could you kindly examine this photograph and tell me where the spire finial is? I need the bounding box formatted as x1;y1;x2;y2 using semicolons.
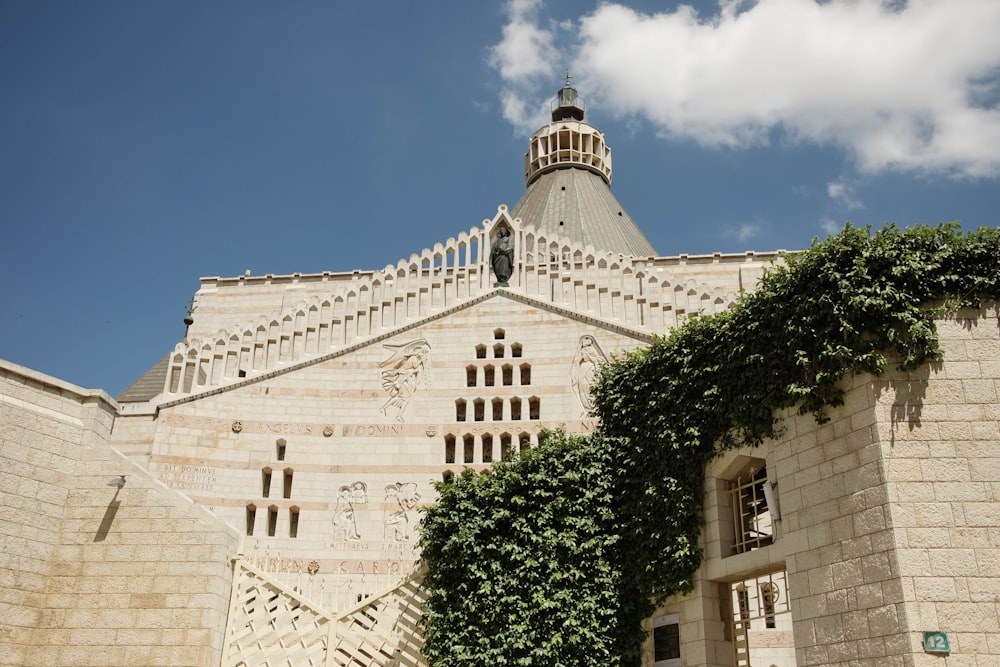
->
564;71;572;87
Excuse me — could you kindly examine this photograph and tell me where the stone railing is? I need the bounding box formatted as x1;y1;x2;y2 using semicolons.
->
221;553;428;667
164;206;742;399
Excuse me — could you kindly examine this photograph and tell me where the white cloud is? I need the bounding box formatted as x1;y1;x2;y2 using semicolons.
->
725;221;765;243
819;218;844;236
489;0;564;132
827;181;864;210
491;0;1000;177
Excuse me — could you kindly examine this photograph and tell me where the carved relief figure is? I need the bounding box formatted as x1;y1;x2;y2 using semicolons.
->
350;481;368;505
379;339;431;422
384;482;421;542
490;227;514;286
332;485;361;541
570;335;608;416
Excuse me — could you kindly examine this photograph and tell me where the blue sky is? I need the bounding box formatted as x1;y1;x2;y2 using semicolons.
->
2;0;998;396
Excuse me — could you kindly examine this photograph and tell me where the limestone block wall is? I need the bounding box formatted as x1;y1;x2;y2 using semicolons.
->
877;309;1000;666
646;306;999;667
127;295;650;611
0;360;241;667
773;308;1000;666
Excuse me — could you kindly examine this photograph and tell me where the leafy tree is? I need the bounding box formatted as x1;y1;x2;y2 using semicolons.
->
419;223;1000;666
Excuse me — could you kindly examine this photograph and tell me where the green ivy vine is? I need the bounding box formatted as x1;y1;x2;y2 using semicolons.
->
418;224;1000;666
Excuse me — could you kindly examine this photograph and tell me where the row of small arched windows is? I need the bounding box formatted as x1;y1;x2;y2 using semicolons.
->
467;363;530;387
476;342;523;359
246;504;300;538
455;397;540;422
261;467;294;498
444;432;532;465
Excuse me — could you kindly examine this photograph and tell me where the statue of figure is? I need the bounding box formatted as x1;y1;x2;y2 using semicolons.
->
491;228;514;286
379;339;431;422
570;335;608;416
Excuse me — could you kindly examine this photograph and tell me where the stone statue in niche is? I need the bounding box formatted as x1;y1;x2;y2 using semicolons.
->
379;339;431;422
490;227;514;286
332;484;363;541
570;335;608;417
384;482;421;542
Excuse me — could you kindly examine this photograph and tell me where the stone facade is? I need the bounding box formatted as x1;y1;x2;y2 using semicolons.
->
646;306;1000;667
1;81;996;666
0;360;240;667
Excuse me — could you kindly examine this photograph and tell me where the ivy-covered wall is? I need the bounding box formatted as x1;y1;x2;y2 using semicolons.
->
418;224;1000;667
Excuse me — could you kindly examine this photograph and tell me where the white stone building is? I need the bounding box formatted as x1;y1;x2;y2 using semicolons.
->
2;82;997;667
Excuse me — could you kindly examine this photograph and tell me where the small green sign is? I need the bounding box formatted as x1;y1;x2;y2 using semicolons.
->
922;631;950;654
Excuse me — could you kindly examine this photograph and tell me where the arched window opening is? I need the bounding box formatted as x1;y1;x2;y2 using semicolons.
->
519;432;531;450
464;435;475;464
510;397;522;421
493;328;505;340
482;434;493;464
493;343;504;358
261;467;272;497
283;468;294;499
475;344;487;359
474;399;485;422
529;397;540;420
502;364;513;386
276;439;287;461
445;435;456;464
520;363;531;385
442;470;454;484
484;365;495;387
501;433;513;460
492;397;504;421
456;399;467;422
511;343;523;358
466;365;477;387
289;506;300;538
267;505;278;537
246;504;257;536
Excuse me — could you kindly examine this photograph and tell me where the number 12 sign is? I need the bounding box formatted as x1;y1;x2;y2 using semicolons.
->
922;631;950;654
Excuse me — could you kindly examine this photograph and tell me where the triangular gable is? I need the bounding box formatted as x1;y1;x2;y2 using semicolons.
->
159;205;742;403
157;288;658;409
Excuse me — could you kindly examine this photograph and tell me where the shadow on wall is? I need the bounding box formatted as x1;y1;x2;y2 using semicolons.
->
94;476;125;542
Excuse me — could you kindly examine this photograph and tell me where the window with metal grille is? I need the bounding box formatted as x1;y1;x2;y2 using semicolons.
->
729;463;772;554
652;613;681;667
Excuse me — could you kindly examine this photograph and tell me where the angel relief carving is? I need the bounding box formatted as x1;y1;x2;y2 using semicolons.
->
570;335;608;417
379;339;431;422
